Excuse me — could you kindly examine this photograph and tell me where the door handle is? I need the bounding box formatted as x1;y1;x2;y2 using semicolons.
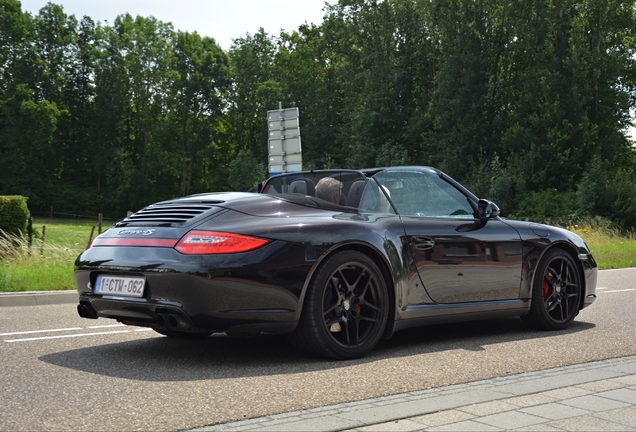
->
414;237;435;250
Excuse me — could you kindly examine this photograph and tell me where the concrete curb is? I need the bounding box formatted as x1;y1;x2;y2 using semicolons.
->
0;290;77;307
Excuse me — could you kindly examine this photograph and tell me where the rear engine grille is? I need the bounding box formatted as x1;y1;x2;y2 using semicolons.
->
116;202;218;227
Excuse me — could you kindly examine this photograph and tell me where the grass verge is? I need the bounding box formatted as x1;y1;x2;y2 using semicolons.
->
0;219;105;292
570;224;636;270
0;218;634;292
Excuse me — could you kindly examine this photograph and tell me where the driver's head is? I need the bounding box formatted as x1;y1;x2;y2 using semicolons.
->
315;177;343;204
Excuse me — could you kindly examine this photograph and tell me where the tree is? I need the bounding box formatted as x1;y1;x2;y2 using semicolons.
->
227;29;282;164
169;31;229;196
1;0;635;226
98;14;176;212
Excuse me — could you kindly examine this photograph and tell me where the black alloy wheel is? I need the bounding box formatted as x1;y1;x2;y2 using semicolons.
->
522;249;582;330
288;250;389;359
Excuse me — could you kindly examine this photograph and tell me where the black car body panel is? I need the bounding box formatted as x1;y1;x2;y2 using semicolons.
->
74;167;597;358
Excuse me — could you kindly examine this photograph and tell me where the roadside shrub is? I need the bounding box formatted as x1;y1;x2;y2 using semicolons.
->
509;190;578;224
566;216;626;237
463;154;527;217
577;157;636;231
0;196;30;236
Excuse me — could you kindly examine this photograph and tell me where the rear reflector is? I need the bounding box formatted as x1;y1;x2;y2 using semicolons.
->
175;231;270;254
91;238;178;247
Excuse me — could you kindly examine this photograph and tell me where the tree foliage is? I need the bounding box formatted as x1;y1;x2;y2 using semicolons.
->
0;0;635;227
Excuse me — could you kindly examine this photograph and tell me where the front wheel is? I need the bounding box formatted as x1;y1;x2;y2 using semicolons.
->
522;249;582;330
288;250;389;359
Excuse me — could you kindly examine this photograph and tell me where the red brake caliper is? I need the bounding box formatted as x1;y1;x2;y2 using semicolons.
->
542;272;552;298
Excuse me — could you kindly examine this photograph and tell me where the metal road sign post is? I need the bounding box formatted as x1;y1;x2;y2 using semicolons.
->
267;104;302;175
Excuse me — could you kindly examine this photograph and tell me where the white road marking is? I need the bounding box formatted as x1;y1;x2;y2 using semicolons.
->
595;287;607;290
604;288;636;293
87;324;126;329
0;327;82;337
5;330;132;342
1;324;155;342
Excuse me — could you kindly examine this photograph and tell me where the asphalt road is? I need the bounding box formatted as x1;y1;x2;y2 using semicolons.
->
1;268;635;431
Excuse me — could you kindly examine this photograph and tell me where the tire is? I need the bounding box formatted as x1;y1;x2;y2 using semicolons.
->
288;250;389;359
153;328;212;339
522;248;582;330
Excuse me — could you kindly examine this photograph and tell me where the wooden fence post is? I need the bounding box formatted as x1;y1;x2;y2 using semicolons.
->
98;213;103;234
87;226;96;249
27;217;33;254
40;225;46;256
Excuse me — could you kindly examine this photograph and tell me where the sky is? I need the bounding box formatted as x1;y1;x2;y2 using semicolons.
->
19;0;334;51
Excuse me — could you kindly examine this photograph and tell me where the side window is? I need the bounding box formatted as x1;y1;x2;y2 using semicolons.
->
374;169;475;218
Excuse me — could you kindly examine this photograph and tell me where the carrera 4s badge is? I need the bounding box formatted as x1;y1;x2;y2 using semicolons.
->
118;229;156;236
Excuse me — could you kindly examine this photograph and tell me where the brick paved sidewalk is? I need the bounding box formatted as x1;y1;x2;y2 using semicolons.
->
196;355;636;432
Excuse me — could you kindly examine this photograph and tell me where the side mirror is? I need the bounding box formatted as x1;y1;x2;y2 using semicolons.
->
478;199;500;219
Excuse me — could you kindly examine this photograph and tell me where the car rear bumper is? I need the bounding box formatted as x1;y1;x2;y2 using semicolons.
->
78;292;298;334
74;242;311;334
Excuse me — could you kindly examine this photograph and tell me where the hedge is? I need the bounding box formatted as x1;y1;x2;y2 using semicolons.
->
0;196;30;236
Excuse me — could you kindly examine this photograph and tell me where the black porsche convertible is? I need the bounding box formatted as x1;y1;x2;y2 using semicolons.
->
75;166;597;359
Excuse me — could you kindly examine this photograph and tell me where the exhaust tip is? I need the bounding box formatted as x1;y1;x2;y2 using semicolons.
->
78;303;98;319
167;314;180;330
155;313;167;328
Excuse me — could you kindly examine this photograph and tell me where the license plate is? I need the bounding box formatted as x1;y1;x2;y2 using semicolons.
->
94;275;146;298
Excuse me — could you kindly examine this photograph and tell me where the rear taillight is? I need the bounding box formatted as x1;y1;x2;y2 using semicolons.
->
175;231;270;254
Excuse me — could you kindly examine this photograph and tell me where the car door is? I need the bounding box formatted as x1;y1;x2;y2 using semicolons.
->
373;168;523;304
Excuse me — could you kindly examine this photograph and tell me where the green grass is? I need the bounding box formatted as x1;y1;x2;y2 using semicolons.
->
575;229;636;270
1;218;635;292
0;218;107;292
30;218;106;247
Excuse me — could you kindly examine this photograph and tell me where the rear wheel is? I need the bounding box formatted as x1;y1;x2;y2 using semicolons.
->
522;249;581;330
288;250;389;359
